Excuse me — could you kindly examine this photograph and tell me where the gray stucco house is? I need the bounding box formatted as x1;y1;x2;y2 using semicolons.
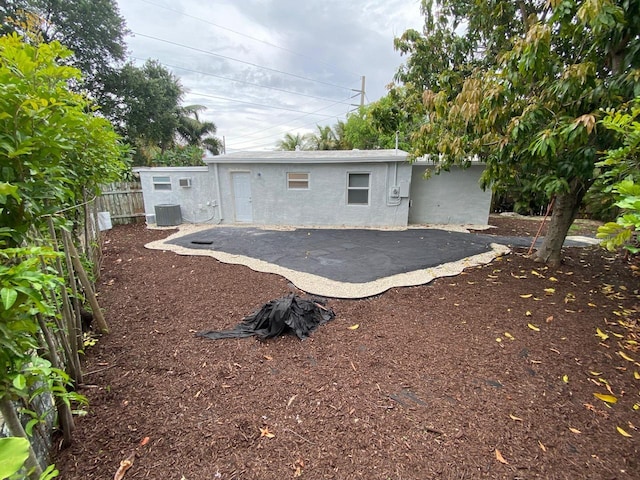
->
135;149;491;228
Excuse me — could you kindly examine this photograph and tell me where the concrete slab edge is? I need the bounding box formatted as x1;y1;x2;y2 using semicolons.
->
144;226;511;299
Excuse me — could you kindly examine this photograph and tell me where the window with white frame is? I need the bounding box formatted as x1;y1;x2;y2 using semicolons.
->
287;172;309;190
152;176;172;191
347;173;370;205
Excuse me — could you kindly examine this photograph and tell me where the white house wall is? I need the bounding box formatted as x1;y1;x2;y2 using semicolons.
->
137;167;220;224
216;162;412;227
408;164;492;225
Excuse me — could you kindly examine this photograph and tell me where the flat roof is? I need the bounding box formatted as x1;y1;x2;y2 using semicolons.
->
204;149;409;164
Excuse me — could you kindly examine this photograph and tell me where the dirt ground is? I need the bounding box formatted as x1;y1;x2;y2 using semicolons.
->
54;215;639;480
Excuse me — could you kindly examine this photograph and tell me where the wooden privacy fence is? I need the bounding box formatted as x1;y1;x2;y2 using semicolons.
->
96;181;145;225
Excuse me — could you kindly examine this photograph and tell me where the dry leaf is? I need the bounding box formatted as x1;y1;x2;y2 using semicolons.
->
616;426;632;438
562;375;569;383
618;351;635;362
589;371;602;376
544;288;555;294
634;371;640;380
593;393;618;404
569;427;581;434
114;453;135;480
549;276;558;282
633;403;640;411
528;323;540;332
263;355;273;361
140;437;150;446
519;294;533;298
538;440;547;452
546;315;554;323
495;449;509;464
595;328;609;341
525;310;532;316
504;332;514;340
509;414;523;422
260;427;275;438
348;324;359;330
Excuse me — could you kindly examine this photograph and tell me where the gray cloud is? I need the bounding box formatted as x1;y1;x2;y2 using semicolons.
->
116;0;423;151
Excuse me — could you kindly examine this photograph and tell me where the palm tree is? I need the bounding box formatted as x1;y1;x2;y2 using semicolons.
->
177;104;222;154
276;132;309;151
308;125;337;150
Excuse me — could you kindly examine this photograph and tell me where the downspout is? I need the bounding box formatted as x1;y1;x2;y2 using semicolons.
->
214;162;223;224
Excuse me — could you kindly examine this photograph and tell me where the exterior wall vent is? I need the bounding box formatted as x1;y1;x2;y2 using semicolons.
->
179;177;192;188
154;204;182;226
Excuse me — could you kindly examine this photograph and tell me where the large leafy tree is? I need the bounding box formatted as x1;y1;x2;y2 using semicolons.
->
105;60;184;165
398;0;640;265
1;0;127;103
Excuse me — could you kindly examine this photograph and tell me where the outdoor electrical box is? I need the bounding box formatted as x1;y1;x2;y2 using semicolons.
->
389;186;400;199
154;204;182;226
178;177;192;188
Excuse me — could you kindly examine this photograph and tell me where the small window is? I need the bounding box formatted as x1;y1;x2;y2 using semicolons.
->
153;176;171;191
287;172;309;190
347;173;370;205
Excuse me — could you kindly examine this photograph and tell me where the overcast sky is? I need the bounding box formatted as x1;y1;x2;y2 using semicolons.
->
115;0;424;152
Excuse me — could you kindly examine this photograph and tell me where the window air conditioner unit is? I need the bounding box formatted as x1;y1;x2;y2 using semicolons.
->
178;177;192;188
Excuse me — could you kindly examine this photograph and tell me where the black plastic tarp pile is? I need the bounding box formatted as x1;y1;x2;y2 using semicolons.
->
196;295;335;341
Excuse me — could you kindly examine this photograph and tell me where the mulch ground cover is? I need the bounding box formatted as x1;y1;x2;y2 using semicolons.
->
54;216;639;479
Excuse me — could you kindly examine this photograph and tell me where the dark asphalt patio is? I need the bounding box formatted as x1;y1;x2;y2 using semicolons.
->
167;227;592;284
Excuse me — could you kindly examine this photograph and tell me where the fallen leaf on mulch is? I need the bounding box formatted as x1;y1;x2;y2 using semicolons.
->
569;427;582;434
495;449;509;464
348;324;359;330
528;323;540;331
618;351;635;362
593;393;618;404
113;452;135;480
538;440;547;452
509;414;523;422
260;427;275;438
617;426;632;437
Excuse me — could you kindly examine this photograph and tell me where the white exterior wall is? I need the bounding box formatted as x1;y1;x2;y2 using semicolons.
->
408;164;492;225
216;162;412;227
137;167;220;224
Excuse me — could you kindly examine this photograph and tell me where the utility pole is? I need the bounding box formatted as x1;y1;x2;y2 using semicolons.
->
351;75;365;108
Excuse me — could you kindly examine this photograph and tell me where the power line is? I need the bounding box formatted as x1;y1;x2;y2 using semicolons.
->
130;56;353;106
230;98;352;147
135;0;362;79
187;90;340;117
131;31;355;92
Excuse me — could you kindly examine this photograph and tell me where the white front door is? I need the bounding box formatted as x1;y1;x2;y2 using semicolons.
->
231;172;252;222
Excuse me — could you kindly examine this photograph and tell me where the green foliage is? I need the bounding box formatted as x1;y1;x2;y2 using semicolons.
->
0;437;29;479
0;247;60;397
177;104;222;155
0;437;59;479
276;132;309;151
1;0;128;111
397;0;640;263
0;34;126;245
596;99;640;253
104;60;184;165
153;145;205;167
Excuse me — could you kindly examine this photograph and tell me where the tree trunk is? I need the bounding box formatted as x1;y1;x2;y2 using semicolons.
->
532;179;588;266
